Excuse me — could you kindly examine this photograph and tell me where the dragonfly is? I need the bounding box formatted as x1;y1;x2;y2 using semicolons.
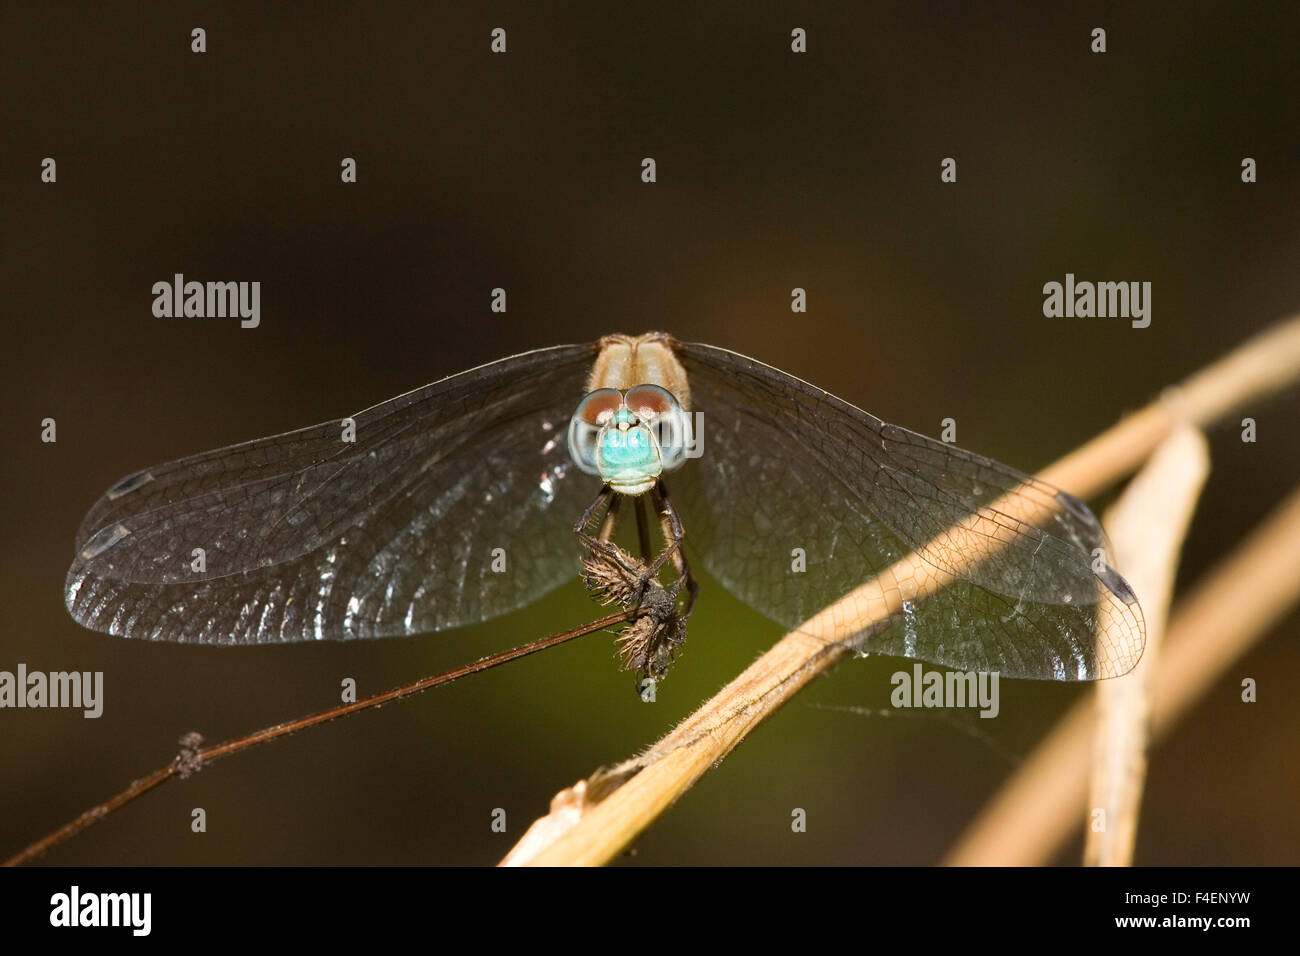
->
65;332;1145;683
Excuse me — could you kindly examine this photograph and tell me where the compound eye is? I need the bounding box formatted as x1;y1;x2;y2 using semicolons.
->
624;385;679;422
575;388;623;426
624;385;691;471
568;389;624;475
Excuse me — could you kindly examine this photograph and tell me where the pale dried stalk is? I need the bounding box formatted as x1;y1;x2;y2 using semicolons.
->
505;315;1300;867
1085;428;1209;866
946;481;1300;865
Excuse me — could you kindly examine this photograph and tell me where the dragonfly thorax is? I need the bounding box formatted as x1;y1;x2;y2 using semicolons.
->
568;385;691;495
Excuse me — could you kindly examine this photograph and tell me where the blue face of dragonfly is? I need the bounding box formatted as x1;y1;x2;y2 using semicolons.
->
567;385;691;495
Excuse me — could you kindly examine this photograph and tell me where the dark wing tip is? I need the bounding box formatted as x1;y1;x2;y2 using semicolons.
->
1098;564;1140;607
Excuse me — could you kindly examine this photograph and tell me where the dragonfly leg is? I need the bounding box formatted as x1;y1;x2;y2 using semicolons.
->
597;494;622;543
633;495;654;562
653;480;698;622
574;486;642;578
574;484;612;536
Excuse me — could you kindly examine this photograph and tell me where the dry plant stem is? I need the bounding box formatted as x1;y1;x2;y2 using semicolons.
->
1042;315;1300;496
946;483;1300;865
506;314;1300;867
3;609;635;867
1085;427;1209;866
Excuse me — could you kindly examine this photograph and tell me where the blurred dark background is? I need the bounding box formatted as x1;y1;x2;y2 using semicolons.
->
3;3;1298;866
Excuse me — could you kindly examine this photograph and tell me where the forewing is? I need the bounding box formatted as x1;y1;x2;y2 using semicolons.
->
673;341;1145;680
66;342;600;643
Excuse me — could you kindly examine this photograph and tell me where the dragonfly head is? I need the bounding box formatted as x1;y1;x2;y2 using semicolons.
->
568;385;691;495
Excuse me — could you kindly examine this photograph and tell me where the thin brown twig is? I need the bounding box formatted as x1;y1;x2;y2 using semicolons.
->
503;313;1300;867
3;609;635;867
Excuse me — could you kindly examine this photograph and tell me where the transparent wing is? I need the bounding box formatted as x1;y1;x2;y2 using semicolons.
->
672;341;1145;680
66;342;601;643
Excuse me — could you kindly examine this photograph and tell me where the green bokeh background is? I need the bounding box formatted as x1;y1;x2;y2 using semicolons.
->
2;3;1297;865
